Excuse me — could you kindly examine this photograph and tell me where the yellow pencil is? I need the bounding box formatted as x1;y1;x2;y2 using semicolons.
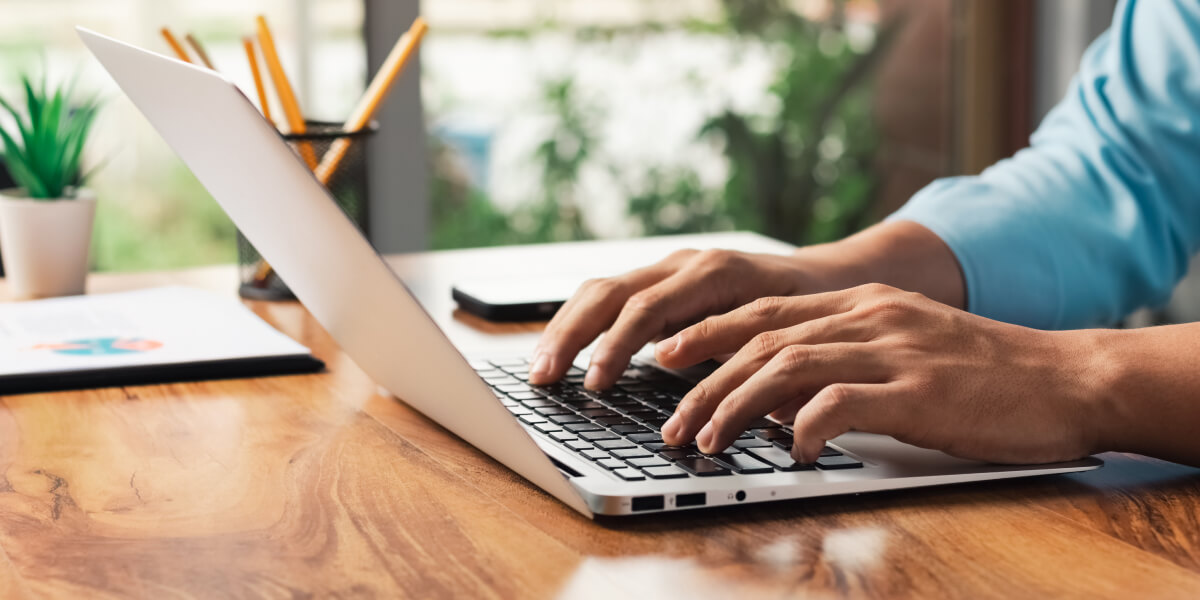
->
315;17;428;184
255;15;317;169
243;37;275;125
160;28;192;63
185;33;216;70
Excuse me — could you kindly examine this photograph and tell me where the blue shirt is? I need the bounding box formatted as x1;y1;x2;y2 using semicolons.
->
889;0;1200;329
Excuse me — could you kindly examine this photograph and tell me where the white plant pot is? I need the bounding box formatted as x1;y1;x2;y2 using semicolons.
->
0;188;96;300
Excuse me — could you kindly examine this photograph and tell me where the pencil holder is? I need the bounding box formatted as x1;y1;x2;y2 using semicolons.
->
237;121;378;300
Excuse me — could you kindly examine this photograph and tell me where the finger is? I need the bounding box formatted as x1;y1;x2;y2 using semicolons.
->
661;314;871;444
655;290;860;369
529;267;667;385
791;383;905;463
584;267;735;389
693;343;887;454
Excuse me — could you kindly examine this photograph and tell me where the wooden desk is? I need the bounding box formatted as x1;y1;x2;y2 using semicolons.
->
3;249;1200;598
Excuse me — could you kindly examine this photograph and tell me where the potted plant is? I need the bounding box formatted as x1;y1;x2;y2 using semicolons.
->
0;74;101;300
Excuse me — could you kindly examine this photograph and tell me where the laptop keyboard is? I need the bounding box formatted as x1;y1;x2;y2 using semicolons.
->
470;357;863;481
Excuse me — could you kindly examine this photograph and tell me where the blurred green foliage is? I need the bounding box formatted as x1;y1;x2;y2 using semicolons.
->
432;0;893;249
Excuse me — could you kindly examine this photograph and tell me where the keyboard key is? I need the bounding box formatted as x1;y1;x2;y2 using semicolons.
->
710;452;774;474
753;428;792;441
521;398;555;408
490;358;527;367
660;449;700;462
745;417;779;429
674;457;732;477
596;439;635;450
773;438;794;451
566;440;591;451
645;442;699;454
533;423;561;434
611;424;651;435
628;456;671;469
821;446;844;457
744;447;815;472
496;383;531;393
732;438;771;449
598;458;626;470
644;466;689;479
627;432;663;444
548;414;586;424
581;431;619;441
506;407;532;417
612;468;645;481
565;400;607;410
564;423;603;433
507;391;543;401
582;449;608;461
518;415;547;425
595;416;634;426
580;407;618;418
639;415;669;428
536;407;573;417
468;360;494;371
550;432;576;443
816;455;864;470
612;447;652;459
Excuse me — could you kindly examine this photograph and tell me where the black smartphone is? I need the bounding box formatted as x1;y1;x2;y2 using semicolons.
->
451;278;578;322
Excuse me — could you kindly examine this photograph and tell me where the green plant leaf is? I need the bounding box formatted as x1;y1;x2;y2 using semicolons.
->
0;71;101;199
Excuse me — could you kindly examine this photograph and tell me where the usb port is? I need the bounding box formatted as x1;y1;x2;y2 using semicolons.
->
675;493;706;508
631;496;664;512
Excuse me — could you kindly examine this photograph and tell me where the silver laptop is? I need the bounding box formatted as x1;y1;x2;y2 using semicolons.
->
79;29;1102;518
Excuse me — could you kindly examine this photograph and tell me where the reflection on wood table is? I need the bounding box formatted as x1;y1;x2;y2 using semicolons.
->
2;261;1200;599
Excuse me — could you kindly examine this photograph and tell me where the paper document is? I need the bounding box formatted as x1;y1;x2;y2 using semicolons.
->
0;286;312;377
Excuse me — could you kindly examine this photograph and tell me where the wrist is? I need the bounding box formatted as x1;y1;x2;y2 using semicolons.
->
1058;329;1128;455
788;221;966;308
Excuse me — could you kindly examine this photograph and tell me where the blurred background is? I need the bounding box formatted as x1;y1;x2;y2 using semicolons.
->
3;0;1194;322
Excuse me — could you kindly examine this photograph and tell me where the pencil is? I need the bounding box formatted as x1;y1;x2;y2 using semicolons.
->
243;37;275;125
185;33;216;70
160;28;192;63
314;17;428;184
255;15;317;169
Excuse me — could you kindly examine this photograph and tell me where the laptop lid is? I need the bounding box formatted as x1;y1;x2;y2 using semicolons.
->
77;28;593;517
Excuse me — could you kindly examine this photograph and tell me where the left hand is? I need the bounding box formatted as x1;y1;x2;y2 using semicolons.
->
656;283;1106;464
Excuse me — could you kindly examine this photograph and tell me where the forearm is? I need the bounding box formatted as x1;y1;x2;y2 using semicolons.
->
791;220;966;309
1086;323;1200;466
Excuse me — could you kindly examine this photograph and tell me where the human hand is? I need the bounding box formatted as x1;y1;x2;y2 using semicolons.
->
656;284;1106;464
528;249;827;389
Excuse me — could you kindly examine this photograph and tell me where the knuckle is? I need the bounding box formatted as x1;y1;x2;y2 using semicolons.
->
821;384;854;412
750;330;782;358
776;344;813;372
857;282;896;296
579;277;613;294
687;379;717;407
693;249;743;273
680;317;715;346
624;291;663;315
667;248;700;262
865;297;911;320
747;296;785;319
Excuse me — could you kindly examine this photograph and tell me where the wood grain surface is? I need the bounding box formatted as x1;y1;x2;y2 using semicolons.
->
2;257;1200;599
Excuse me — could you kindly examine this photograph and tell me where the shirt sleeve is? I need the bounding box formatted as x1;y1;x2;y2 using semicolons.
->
887;0;1200;329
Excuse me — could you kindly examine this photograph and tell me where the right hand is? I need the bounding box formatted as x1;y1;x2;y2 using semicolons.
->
528;248;830;389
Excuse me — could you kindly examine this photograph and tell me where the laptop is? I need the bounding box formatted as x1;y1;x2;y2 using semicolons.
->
79;29;1103;518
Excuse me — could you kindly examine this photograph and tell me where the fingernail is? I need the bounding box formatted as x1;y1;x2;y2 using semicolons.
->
696;422;714;452
529;352;551;381
584;365;607;389
656;336;678;356
662;413;681;439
